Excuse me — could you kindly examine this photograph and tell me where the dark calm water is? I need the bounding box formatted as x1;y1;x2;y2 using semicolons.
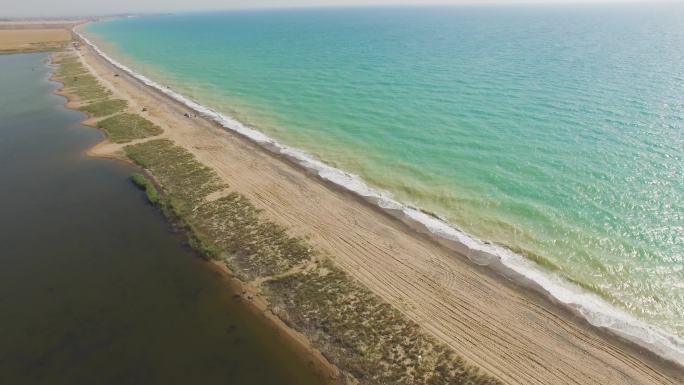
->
0;53;326;385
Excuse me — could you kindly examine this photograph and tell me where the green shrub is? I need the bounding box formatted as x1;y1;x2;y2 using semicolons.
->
79;99;127;117
125;139;224;208
54;55;111;101
130;173;160;205
97;113;163;143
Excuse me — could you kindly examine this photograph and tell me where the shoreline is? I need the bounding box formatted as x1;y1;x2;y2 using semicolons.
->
48;51;345;385
75;26;684;369
67;29;683;383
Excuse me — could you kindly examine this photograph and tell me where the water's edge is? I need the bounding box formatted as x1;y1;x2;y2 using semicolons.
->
75;28;684;367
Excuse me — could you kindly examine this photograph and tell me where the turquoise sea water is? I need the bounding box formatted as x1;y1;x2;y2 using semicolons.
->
85;4;684;351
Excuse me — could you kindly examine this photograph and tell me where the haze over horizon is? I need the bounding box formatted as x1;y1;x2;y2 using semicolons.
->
1;0;675;18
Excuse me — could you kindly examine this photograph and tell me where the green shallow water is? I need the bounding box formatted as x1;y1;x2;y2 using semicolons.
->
85;4;684;339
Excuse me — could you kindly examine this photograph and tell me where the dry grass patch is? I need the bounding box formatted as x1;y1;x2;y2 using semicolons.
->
124;139;224;208
97;113;162;143
79;98;127;117
53;52;125;117
191;193;314;279
53;53;111;102
0;29;70;53
267;263;499;385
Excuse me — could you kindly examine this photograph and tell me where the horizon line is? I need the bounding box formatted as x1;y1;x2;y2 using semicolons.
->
3;0;681;20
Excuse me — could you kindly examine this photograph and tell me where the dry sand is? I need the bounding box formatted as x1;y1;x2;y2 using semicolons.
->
73;40;683;385
0;26;72;52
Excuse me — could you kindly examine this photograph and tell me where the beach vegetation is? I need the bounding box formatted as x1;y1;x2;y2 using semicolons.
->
130;173;161;204
122;138;501;385
124;139;224;207
97;113;163;143
79;99;127;117
267;262;499;385
53;53;111;101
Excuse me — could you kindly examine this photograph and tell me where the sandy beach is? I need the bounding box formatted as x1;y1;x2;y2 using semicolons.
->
66;33;683;385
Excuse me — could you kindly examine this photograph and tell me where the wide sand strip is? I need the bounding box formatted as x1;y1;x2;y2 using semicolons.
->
0;23;75;53
74;39;682;384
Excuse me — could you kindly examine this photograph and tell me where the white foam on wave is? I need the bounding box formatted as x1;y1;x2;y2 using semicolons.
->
76;29;684;367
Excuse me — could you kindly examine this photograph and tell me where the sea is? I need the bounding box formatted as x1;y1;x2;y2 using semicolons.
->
83;3;684;364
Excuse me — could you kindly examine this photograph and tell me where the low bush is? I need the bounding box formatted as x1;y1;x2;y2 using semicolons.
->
79;99;127;117
130;173;160;204
97;113;163;143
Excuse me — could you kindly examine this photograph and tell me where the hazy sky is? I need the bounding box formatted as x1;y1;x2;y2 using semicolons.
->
1;0;668;18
